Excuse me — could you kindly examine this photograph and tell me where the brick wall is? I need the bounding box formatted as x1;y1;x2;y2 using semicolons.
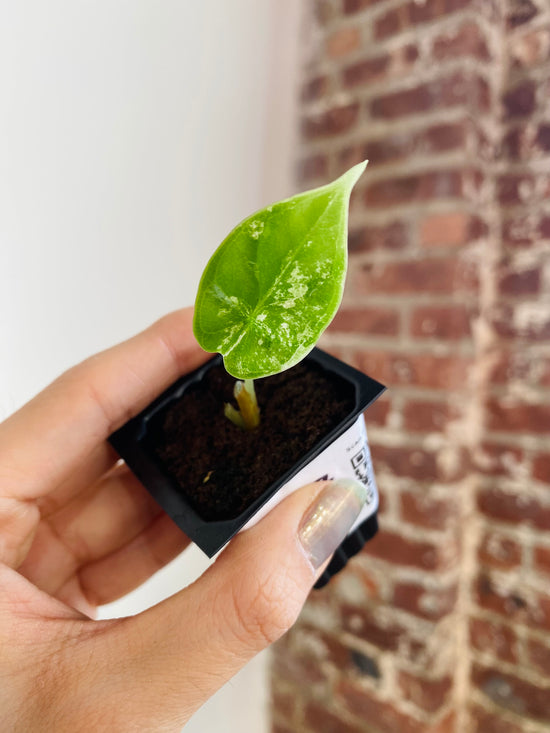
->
270;1;550;731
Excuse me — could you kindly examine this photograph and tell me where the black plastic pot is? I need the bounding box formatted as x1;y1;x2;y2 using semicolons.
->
109;348;385;588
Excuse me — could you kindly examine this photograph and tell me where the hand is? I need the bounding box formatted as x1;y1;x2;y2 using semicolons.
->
0;308;366;731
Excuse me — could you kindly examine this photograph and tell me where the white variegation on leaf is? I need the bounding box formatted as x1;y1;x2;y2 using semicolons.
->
193;161;367;379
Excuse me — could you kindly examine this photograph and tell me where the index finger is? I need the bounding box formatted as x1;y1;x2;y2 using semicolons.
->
0;308;209;502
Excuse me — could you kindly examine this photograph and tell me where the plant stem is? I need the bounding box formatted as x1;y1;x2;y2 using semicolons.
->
224;379;260;430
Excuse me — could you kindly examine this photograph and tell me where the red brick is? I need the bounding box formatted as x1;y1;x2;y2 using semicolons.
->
271;638;328;686
353;258;478;296
432;21;491;61
370;72;487;119
536;123;550;152
472;663;550;722
474;573;550;631
498;266;541;295
297;154;328;182
374;7;403;40
301;103;359;139
403;399;461;432
407;0;439;23
375;442;470;482
343;0;385;13
312;0;335;26
506;0;538;28
474;443;524;478
373;0;472;40
491;304;550;341
486;398;550;434
393;581;458;620
398;670;453;713
478;530;522;569
336;681;424;733
350;350;473;391
340;604;404;651
469;704;523;733
349;564;382;600
502;213;537;247
533;453;550;483
377;489;388;516
503;80;536;118
361;120;471;167
410;305;473;340
328;306;400;336
420;211;472;247
535;546;550;575
502;126;522;161
400;489;457;529
363;528;457;571
541;361;550;387
477;487;550;529
343;54;390;86
363;132;413;165
337;144;366;172
348;221;408;252
527;637;550;677
498;173;535;204
271;723;294;733
304;703;363;733
364;169;465;206
540;215;550;239
404;43;419;63
301;75;328;103
364;395;390;427
327;27;360;59
469;616;518;663
270;688;296;722
402;636;433;666
474;573;527;619
429;712;456;733
337;681;455;733
296;625;352;670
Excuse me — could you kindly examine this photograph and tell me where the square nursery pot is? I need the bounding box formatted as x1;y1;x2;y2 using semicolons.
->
109;347;386;588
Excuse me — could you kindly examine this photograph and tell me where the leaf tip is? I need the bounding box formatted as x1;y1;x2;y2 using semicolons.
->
340;159;368;190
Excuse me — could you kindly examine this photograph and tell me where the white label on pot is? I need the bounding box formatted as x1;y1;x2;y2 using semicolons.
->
242;414;378;533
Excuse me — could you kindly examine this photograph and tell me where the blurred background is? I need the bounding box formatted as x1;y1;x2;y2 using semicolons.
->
2;1;550;732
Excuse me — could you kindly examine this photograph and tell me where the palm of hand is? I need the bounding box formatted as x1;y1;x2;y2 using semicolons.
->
0;309;318;732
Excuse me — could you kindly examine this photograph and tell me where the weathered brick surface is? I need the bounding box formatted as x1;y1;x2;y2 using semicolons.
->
469;616;519;664
469;704;524;733
473;664;550;723
399;488;457;529
327;26;361;59
270;1;550;731
478;529;522;569
409;305;474;340
527;637;550;678
328;306;400;336
398;670;453;713
393;581;458;620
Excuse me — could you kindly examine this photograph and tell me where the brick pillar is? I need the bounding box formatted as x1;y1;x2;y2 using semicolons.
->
270;1;550;732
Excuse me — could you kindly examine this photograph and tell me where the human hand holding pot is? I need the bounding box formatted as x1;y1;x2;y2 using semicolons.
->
0;308;367;731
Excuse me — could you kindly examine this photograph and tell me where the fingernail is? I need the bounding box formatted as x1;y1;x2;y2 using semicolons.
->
298;479;367;570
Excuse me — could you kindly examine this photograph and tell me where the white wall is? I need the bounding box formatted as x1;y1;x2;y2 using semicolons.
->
0;1;301;730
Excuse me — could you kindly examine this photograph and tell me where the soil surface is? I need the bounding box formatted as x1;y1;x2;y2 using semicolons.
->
146;360;355;521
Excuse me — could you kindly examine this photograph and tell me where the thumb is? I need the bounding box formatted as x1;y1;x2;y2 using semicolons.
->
105;478;367;729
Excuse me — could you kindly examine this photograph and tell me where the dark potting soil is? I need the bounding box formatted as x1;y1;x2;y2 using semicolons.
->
146;360;355;521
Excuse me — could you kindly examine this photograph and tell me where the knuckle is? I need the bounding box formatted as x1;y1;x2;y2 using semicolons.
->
226;565;307;651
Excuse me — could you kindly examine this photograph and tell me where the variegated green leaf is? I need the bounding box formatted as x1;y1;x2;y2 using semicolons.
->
193;161;367;379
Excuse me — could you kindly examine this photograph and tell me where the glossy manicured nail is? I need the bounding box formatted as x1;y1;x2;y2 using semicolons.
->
298;479;367;570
